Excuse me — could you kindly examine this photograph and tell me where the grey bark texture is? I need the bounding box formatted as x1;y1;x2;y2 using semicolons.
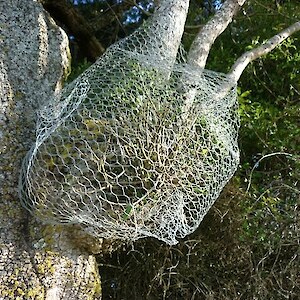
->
187;0;246;68
147;0;189;64
0;1;101;299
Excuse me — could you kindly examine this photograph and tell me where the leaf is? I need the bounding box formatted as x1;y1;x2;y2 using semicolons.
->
122;204;133;220
240;90;251;98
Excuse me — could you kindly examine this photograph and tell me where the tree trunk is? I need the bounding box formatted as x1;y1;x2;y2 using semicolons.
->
120;0;189;70
0;1;101;299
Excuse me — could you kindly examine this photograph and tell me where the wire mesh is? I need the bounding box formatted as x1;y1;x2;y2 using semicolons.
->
19;24;239;245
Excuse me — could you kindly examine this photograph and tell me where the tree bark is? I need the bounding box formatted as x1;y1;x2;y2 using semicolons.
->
121;0;189;70
0;1;101;299
150;0;189;63
188;0;246;69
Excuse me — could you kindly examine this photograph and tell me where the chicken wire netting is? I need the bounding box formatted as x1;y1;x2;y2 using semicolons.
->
19;22;239;245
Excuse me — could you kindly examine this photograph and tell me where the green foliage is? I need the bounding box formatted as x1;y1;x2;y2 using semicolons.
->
232;5;300;295
67;58;92;82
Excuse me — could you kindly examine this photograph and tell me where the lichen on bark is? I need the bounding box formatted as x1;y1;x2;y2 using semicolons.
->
0;1;101;299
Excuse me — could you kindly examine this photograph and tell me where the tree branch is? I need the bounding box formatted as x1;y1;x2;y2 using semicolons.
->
187;0;246;69
120;0;189;71
228;21;300;82
42;0;105;61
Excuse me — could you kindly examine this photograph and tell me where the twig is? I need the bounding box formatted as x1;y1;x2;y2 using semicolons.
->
246;152;294;193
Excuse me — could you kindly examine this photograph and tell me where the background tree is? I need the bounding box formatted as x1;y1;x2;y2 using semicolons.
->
0;0;299;299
